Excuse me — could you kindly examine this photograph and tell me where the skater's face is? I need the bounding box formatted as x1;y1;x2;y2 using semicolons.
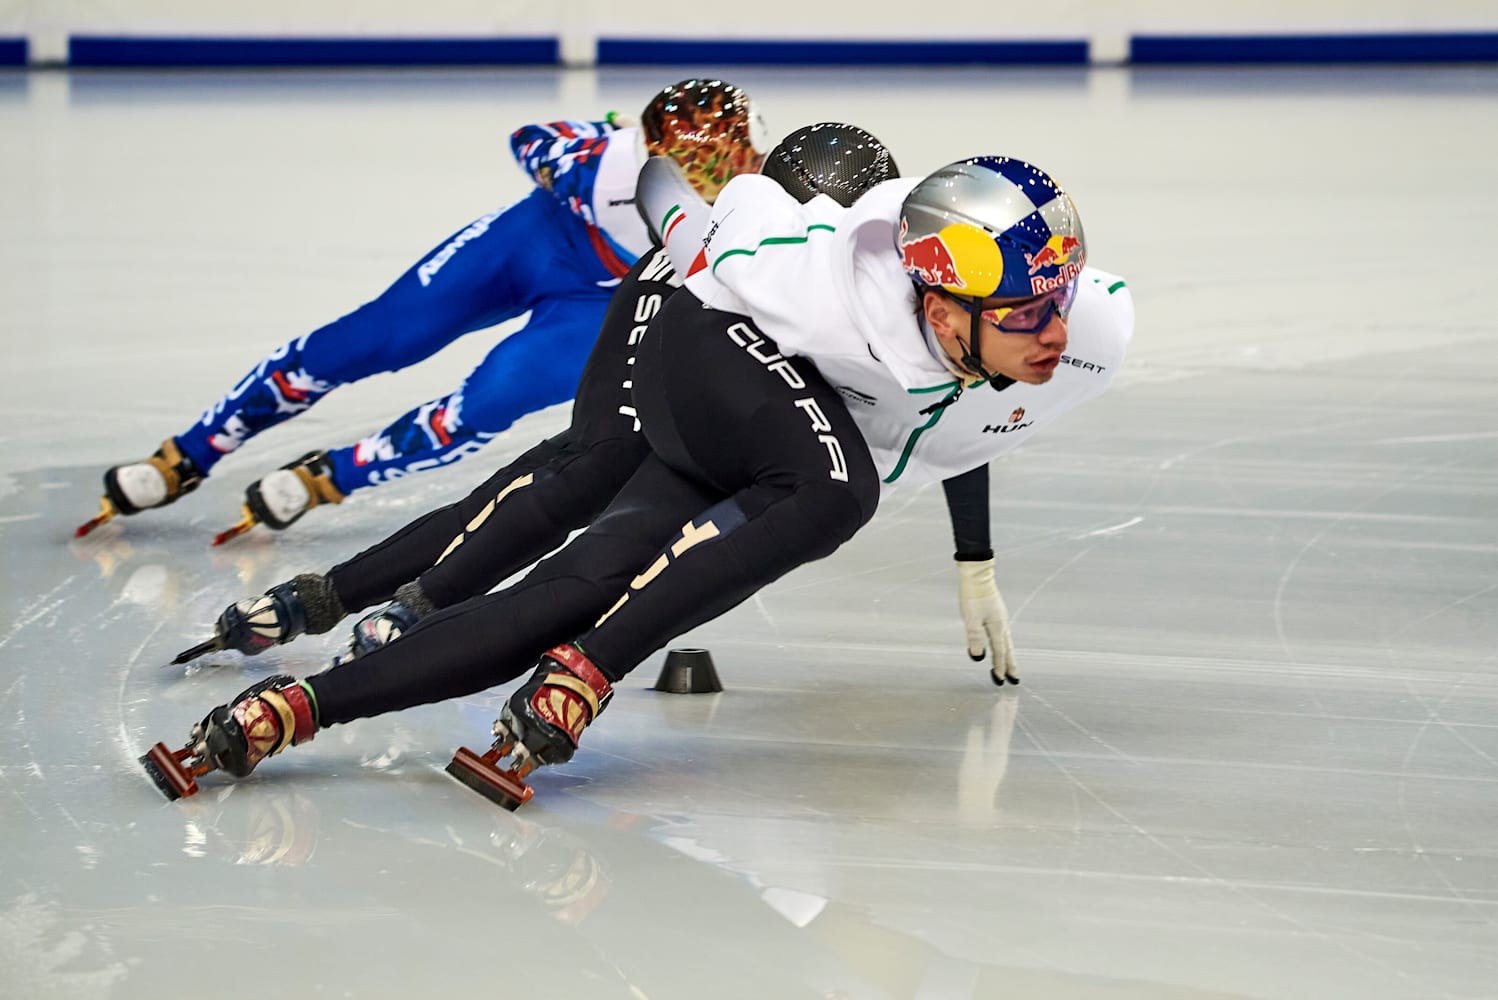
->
924;290;1070;385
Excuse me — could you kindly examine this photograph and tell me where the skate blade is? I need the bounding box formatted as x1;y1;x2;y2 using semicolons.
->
445;746;534;811
74;497;119;538
210;507;258;547
140;742;201;801
171;637;223;666
171;638;222;666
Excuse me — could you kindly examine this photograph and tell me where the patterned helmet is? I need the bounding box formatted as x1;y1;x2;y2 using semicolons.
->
760;122;899;208
641;79;768;204
897;156;1086;301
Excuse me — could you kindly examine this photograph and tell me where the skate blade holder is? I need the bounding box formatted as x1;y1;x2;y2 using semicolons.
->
140;742;210;801
211;505;259;547
74;496;120;538
445;738;537;812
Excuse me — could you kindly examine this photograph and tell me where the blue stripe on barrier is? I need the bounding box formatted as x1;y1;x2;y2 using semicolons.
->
0;37;26;65
1131;32;1498;64
67;36;559;67
598;37;1087;66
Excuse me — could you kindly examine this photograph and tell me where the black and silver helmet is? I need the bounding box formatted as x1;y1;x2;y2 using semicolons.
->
761;122;899;207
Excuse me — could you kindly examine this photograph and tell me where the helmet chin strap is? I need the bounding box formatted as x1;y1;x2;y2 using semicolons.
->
918;290;1016;416
958;300;1016;392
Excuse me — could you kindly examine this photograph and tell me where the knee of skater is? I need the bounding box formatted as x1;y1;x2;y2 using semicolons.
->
789;480;878;558
462;379;575;438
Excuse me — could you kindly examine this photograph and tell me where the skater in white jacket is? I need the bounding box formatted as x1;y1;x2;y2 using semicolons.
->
143;155;1134;810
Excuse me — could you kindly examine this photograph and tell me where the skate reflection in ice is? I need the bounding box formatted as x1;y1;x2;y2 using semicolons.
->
152;786;1255;1000
178;786;321;866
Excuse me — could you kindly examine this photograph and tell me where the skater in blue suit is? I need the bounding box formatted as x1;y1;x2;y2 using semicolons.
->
79;79;766;543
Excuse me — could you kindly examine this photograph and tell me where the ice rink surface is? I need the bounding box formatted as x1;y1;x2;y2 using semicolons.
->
2;63;1497;999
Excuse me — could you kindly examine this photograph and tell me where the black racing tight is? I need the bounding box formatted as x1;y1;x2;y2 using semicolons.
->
309;291;880;726
323;249;673;612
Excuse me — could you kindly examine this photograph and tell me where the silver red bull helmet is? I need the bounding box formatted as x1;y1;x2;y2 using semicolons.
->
899;156;1086;394
898;156;1086;301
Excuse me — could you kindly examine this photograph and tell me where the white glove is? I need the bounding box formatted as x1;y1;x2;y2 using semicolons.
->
956;558;1019;685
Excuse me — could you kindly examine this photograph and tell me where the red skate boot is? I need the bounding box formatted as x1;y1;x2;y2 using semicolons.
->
140;675;319;800
447;644;613;811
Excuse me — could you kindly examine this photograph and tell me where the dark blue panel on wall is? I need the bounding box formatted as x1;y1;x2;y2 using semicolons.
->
68;36;559;67
1132;32;1498;64
0;37;26;65
598;37;1087;66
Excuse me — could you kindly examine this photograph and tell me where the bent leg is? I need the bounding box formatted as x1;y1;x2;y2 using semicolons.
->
316;249;674;611
412;250;672;605
317;291;612;495
579;296;883;679
413;432;649;608
579;457;879;681
307;455;716;726
173;191;575;476
323;432;572;611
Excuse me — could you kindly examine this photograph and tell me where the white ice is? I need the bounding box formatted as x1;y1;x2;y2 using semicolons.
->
1;65;1496;999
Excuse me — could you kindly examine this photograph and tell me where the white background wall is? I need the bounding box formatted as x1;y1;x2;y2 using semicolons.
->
4;0;1498;64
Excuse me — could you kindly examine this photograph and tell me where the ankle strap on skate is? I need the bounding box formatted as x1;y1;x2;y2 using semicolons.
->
288;452;346;508
148;437;204;495
544;645;613;715
258;682;319;755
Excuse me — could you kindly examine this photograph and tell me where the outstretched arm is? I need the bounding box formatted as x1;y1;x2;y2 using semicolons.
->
941;464;1019;685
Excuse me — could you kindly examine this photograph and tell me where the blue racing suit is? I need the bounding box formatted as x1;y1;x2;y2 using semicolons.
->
173;118;654;494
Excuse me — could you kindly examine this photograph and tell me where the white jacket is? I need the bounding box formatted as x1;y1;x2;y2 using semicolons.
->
671;173;1135;490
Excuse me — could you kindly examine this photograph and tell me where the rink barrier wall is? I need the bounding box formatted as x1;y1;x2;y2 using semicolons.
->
8;32;1498;67
1131;31;1498;63
67;35;558;67
594;37;1089;65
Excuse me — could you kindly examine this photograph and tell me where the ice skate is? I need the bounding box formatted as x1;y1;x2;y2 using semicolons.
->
173;573;346;665
212;450;344;545
447;644;613;811
140;674;319;801
334;600;423;665
76;438;205;537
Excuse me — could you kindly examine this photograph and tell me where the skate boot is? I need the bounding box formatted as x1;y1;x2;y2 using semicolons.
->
446;644;613;810
173;573;347;665
336;602;422;665
140;674;319;800
76;438;205;537
333;581;436;665
212;450;344;545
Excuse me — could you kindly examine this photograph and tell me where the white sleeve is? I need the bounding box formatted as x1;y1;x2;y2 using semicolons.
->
1078;267;1136;376
636;156;710;273
684;178;844;355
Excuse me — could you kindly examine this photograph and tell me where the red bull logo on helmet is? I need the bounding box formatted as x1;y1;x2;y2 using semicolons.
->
1025;234;1085;294
899;220;1007;297
899;229;961;289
